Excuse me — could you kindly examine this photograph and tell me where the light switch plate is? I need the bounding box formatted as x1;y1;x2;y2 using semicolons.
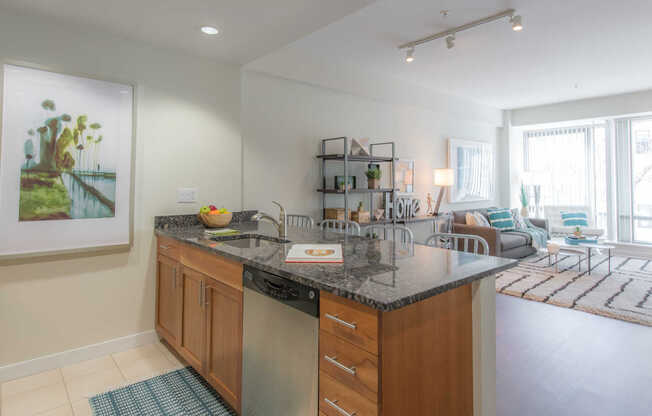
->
177;188;198;203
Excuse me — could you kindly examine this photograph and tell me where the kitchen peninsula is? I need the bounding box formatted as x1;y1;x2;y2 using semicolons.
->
154;213;516;416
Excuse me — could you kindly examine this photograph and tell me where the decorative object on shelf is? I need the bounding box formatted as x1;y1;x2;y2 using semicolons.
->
350;201;370;223
425;192;434;215
350;137;370;156
394;197;420;219
366;167;382;189
0;64;135;259
373;209;385;221
334;175;356;191
324;208;347;221
433;168;454;215
519;183;529;217
448;139;494;203
396;159;414;193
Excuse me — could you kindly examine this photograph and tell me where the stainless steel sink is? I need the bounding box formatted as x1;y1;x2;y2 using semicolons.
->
211;235;290;249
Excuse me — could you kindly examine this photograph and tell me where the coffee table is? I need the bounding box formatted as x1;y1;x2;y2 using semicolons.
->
547;238;615;275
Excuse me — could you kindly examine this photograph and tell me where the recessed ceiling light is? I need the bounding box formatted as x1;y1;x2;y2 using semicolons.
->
201;26;219;35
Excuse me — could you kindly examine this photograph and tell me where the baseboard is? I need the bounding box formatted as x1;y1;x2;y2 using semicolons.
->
0;330;159;383
609;242;652;259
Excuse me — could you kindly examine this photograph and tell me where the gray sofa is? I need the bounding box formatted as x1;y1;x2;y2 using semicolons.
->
451;208;548;259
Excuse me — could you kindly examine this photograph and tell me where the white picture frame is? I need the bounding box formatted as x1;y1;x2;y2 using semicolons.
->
395;159;415;195
448;139;494;203
0;62;136;260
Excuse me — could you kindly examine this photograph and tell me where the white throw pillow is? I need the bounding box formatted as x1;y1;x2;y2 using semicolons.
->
511;208;527;230
466;212;478;226
473;212;490;227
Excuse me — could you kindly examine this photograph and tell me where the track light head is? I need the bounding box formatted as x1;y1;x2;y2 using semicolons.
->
446;34;455;49
511;15;523;31
405;47;415;63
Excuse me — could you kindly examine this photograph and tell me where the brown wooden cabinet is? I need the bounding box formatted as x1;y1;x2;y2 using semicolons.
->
204;278;243;414
155;254;181;348
178;266;206;371
156;236;243;414
319;287;473;416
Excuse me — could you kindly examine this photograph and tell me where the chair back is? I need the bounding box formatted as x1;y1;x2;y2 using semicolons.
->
544;205;593;228
425;232;489;255
364;224;414;245
320;220;361;236
286;214;315;230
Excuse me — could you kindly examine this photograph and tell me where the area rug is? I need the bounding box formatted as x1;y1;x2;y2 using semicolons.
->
496;253;652;326
90;367;237;415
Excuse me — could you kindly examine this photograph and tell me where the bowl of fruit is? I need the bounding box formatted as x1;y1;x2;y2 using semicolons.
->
198;205;232;228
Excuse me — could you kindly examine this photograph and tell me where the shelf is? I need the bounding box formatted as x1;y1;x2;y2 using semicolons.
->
317;188;397;194
316;154;396;162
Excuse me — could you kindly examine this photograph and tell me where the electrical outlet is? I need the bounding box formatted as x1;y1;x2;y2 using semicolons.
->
177;188;197;203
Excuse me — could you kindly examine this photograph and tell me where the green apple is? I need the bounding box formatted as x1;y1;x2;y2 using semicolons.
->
200;206;210;214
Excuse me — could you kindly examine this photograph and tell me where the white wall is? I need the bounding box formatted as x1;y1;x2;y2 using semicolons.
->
0;10;241;366
242;71;505;243
511;89;652;126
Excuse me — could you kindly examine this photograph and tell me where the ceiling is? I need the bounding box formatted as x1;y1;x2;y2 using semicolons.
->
4;0;652;109
247;0;652;109
0;0;375;64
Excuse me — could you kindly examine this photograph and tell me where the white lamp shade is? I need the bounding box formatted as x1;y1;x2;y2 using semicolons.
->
434;168;454;187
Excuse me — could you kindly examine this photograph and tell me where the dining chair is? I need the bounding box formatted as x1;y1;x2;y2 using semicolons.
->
425;232;489;255
320;219;361;236
286;214;315;230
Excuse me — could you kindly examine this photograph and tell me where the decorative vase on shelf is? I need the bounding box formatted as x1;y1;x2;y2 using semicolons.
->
520;206;529;218
368;178;380;189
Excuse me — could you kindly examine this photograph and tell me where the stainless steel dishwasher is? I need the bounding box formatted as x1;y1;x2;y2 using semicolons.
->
242;265;319;416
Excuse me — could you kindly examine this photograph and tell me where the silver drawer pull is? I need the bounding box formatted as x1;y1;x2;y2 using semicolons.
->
159;245;171;250
325;313;357;330
324;355;356;375
324;398;356;416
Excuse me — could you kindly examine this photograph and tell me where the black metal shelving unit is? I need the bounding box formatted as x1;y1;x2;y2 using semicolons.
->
317;137;397;226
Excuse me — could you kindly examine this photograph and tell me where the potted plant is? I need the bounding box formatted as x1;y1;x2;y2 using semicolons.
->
519;183;529;217
366;167;381;189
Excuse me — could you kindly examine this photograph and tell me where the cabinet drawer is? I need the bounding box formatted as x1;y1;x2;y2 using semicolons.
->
181;245;243;291
157;236;180;260
319;371;377;416
319;331;378;403
320;292;379;355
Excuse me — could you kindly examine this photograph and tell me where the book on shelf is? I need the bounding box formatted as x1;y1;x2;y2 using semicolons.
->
285;244;343;263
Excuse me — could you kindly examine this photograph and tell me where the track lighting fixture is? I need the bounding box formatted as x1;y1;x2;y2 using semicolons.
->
446;34;455;49
405;47;414;62
398;9;523;61
511;15;523;31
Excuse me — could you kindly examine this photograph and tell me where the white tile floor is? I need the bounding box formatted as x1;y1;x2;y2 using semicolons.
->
0;341;185;416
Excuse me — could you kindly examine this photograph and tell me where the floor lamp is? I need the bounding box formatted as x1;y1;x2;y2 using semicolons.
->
433;168;454;215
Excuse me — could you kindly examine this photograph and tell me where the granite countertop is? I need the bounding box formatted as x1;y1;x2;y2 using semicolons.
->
155;215;517;311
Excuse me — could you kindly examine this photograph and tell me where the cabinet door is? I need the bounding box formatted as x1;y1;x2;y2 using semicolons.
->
156;254;181;347
204;278;243;413
178;267;206;371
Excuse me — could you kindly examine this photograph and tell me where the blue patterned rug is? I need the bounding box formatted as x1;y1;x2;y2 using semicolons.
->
90;367;237;415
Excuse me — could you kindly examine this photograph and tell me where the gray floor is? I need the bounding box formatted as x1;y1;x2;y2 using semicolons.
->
497;294;652;416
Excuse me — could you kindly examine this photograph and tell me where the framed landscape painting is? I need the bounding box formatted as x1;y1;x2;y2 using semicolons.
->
0;64;134;259
448;139;494;203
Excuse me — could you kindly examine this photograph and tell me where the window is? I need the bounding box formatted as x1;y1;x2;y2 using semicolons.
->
616;117;652;244
523;125;607;231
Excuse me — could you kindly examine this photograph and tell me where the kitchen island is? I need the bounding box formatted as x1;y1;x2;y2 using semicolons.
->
154;214;517;416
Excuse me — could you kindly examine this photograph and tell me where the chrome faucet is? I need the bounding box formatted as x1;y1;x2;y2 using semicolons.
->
251;201;287;239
